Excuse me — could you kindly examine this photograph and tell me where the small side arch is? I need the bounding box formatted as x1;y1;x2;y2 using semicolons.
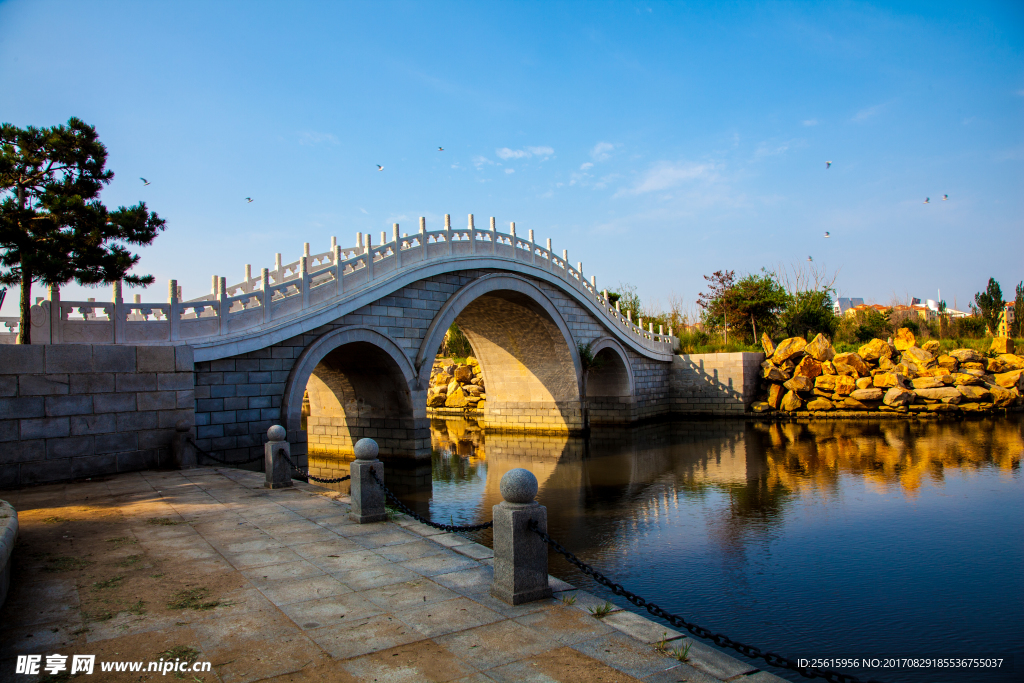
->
586;336;635;398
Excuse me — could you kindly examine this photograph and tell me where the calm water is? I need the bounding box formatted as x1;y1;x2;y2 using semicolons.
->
309;415;1024;683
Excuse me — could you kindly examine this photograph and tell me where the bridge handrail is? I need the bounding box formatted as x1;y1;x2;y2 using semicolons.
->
1;215;678;354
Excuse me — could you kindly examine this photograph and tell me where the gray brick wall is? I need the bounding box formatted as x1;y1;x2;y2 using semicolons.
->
0;345;194;488
670;352;764;415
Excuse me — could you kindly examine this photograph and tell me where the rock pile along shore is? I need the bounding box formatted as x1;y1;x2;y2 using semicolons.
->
752;329;1024;416
427;356;487;413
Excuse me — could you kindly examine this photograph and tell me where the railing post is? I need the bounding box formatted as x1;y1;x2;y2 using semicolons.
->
420;217;427;260
490;468;552;605
365;233;374;280
261;268;272;324
393;223;402;267
47;284;60;344
218;276;228;335
333;245;343;297
300;255;310;309
445;214;453;256
490;216;496;253
469;214;476;254
264;425;292;489
349;438;386;523
169;279;180;341
112;280;124;343
510;222;516;258
244;264;252;292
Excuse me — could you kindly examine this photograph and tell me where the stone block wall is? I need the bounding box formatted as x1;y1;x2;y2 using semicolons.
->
0;344;194;488
670;352;764;415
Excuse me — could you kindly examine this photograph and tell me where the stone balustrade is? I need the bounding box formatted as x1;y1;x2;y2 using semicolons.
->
0;215;676;354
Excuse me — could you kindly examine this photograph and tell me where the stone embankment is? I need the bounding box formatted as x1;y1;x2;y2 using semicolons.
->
752;330;1024;417
427;357;486;414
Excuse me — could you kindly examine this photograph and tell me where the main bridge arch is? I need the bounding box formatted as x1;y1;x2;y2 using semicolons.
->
275;272;645;459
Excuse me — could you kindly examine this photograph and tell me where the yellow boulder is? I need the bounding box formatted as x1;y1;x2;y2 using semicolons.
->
834;352;870;376
858;338;892;362
793;356;823;379
772;337;807;364
761;333;775;357
990;337;1015;355
804;333;836;362
893;327;916;351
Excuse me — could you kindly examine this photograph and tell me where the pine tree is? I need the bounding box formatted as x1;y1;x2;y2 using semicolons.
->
0;118;165;343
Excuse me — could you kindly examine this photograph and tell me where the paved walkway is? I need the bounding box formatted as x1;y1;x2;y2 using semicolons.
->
0;468;787;683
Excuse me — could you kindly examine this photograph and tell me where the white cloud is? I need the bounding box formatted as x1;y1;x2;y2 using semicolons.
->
802;119;818;126
359;207;368;214
852;103;885;122
298;131;338;146
505;168;515;174
580;162;594;170
591;142;615;162
615;161;714;197
754;141;792;159
473;155;495;168
496;146;554;160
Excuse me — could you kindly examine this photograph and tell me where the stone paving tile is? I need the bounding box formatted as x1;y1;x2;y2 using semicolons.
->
435;619;561;670
340;639;480;682
347;527;422;549
484;645;643;683
742;670;792;683
559;589;625;617
571;630;679;679
359;577;459;612
223;546;306;569
279;591;384;631
429;532;477;547
451;541;494;560
676;638;757;680
287;538;363;559
603;609;683;644
513;604;617;646
256;574;353;606
400;552;482;577
306;614;423;659
332;563;423;591
460;590;561;620
308;548;390;573
431;564;494;595
241;559;326;585
641;663;725;683
394;595;505;638
375;538;452;562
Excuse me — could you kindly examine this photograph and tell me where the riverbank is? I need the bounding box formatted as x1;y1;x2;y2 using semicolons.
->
0;468;788;683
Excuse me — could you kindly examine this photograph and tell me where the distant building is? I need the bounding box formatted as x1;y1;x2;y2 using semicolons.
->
834;297;864;316
997;302;1016;337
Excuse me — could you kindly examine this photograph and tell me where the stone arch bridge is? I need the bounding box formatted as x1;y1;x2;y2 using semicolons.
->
5;215;692;461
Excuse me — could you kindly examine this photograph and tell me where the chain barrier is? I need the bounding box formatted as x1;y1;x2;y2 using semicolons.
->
369;469;493;532
529;521;885;683
188;437;265;465
277;449;351;484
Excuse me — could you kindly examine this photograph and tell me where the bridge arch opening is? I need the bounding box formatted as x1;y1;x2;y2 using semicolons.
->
283;327;429;459
419;275;583;434
583;337;637;425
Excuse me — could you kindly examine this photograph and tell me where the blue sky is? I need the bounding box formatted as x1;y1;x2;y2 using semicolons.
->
1;0;1022;317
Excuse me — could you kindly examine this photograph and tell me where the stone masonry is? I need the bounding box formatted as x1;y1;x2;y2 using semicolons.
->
0;344;194;488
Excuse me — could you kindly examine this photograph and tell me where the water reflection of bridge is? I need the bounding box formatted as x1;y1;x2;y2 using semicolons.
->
307;417;1022;557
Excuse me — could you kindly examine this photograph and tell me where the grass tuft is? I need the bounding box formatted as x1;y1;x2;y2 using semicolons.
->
670;641;692;662
588;601;615;618
106;536;138;546
168;587;221;611
561;594;577;606
118;554;144;567
92;576;125;590
147;517;184;526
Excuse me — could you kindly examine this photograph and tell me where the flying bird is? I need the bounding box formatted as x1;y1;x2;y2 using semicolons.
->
924;197;930;204
825;161;832;169
824;232;830;238
438;147;444;151
245;197;253;203
807;256;813;262
943;194;948;200
376;165;383;171
140;177;150;186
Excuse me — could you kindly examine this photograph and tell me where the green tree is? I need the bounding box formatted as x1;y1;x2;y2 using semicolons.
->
730;270;789;343
607;283;642;321
973;278;1003;335
0;117;165;343
696;270;737;341
577;341;606;432
779;289;838;339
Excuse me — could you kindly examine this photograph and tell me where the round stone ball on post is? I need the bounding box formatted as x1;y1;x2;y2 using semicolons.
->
264;425;292;489
490;468;553;605
350;438;387;523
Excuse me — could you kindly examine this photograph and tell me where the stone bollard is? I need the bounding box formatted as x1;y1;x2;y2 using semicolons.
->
264;426;292;489
349;438;386;523
491;468;553;605
170;420;197;469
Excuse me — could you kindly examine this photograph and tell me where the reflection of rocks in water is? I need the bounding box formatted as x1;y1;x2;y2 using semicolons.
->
431;417;486;460
750;418;1023;497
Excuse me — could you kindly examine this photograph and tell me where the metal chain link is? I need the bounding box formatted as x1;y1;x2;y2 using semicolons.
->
188;437;265;465
277;449;351;484
369;469;493;532
529;521;885;683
